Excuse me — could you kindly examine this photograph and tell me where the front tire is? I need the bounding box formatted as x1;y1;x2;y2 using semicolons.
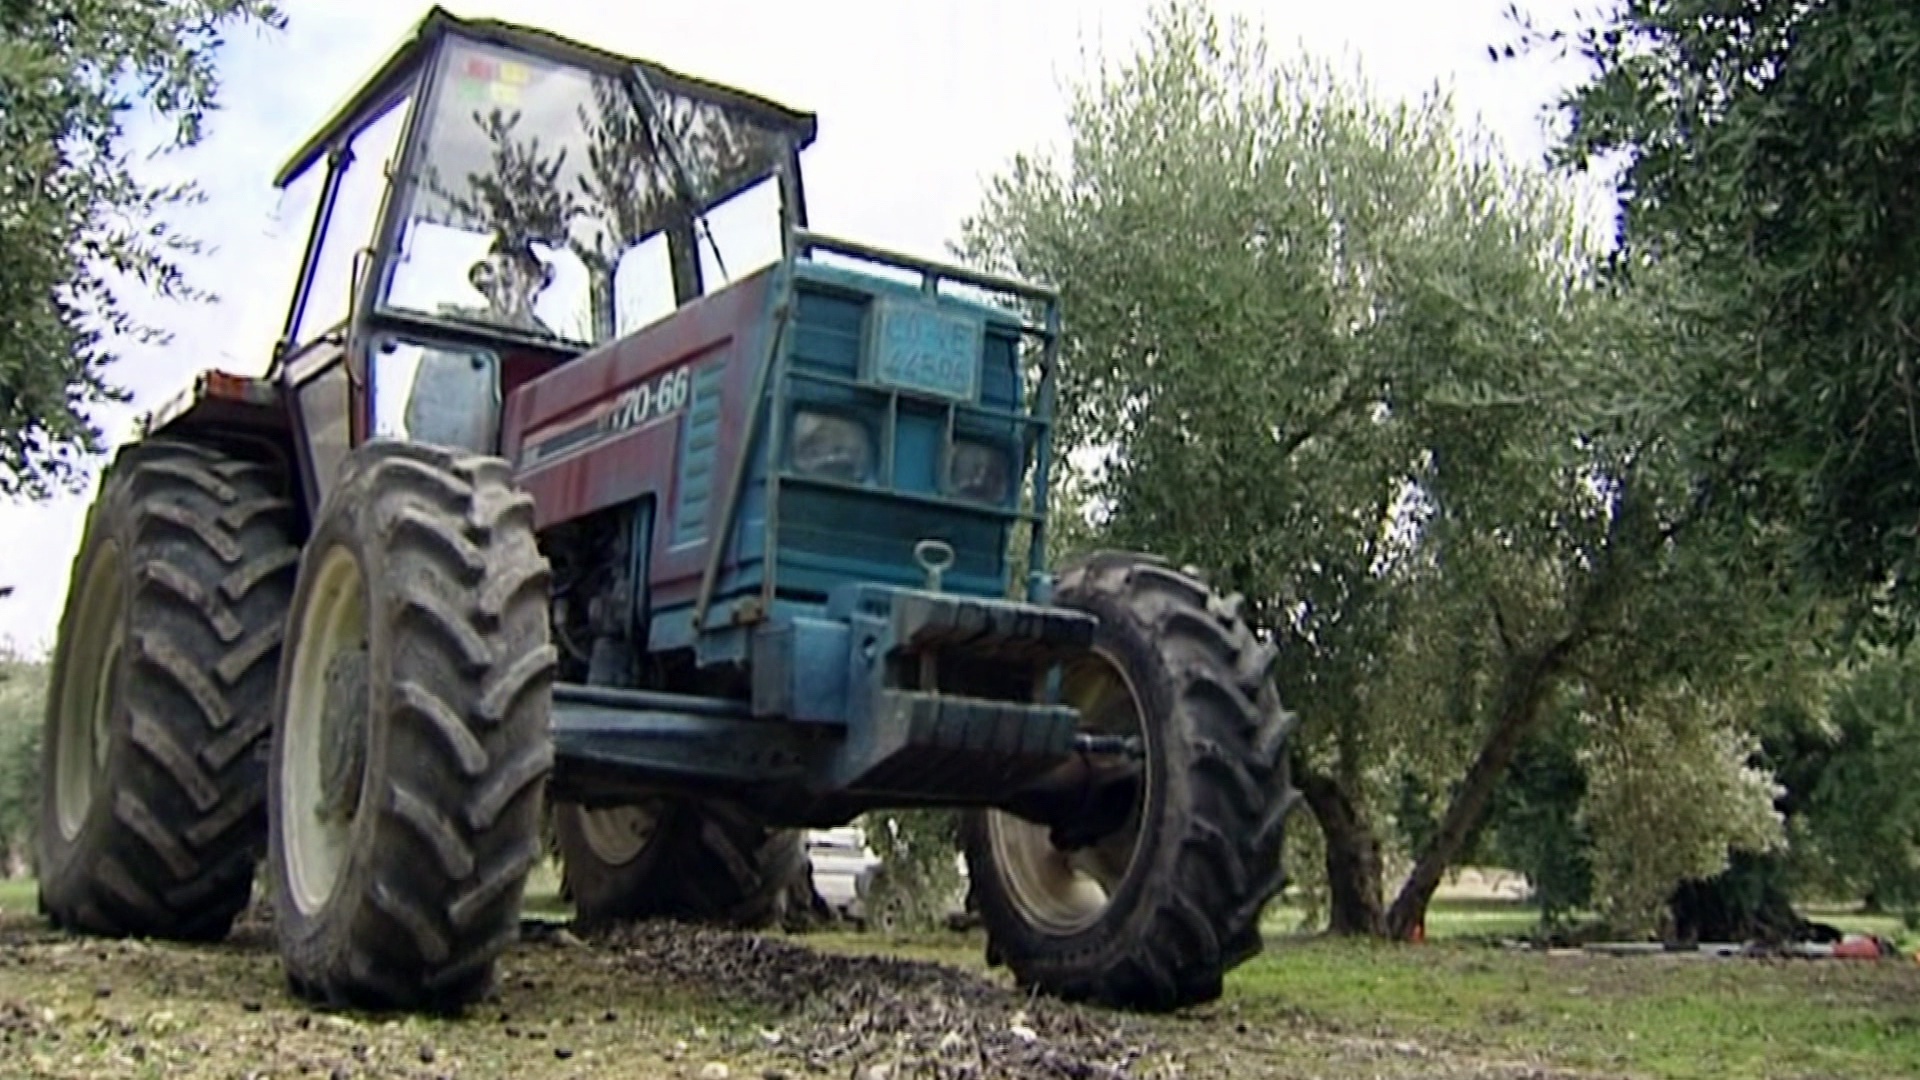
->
554;797;804;930
961;552;1300;1011
38;438;298;942
267;442;556;1012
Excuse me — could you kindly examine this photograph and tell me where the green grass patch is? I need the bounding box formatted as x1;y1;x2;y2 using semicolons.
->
792;902;1920;1079
808;900;1920;1078
0;876;33;913
1265;896;1547;940
1805;903;1920;953
1230;934;1920;1079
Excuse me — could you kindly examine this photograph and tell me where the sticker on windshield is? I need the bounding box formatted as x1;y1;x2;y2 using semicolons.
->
454;55;532;106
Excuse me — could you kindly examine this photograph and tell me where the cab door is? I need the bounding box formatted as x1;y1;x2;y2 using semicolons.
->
278;329;355;513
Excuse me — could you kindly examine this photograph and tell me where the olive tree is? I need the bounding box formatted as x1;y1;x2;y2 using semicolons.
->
0;0;284;499
0;646;46;876
1484;0;1920;934
956;0;1811;938
1529;0;1920;647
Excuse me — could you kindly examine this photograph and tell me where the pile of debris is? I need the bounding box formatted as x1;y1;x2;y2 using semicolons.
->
574;919;1178;1079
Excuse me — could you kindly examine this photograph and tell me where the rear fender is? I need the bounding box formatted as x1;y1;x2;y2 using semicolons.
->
141;369;286;437
136;369;302;523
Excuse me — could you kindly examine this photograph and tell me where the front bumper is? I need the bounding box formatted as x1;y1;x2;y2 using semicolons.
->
549;584;1101;823
754;584;1097;800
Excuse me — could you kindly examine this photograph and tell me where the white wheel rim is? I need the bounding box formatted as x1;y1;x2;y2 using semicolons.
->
574;803;660;866
52;540;125;840
280;544;368;915
985;646;1149;936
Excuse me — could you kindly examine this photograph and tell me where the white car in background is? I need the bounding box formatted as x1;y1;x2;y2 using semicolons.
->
806;825;882;918
804;821;972;925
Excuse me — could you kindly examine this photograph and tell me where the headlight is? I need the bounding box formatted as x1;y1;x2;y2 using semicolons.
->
948;440;1011;504
790;410;872;482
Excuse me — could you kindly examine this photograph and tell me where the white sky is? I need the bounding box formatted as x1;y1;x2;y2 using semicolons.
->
0;0;1605;654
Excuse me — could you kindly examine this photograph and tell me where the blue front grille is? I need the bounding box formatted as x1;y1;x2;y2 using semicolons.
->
764;274;1030;600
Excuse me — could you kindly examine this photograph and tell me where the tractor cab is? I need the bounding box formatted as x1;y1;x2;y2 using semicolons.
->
260;6;1058;619
262;6;1064;633
265;6;817;509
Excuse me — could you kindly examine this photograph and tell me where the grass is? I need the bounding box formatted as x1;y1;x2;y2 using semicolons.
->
815;922;1920;1080
0;876;1915;1079
754;890;1920;1080
1261;891;1920;952
1262;896;1546;941
1807;903;1920;953
1232;936;1920;1080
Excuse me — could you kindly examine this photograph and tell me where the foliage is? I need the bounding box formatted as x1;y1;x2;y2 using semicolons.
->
1792;651;1920;914
0;647;45;876
1484;704;1593;924
422;109;578;256
954;0;1809;937
1579;694;1785;932
1278;805;1332;931
0;0;284;499
856;810;963;932
1526;0;1920;646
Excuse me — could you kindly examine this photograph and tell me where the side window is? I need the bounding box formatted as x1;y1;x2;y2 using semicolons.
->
369;336;501;452
294;359;352;497
697;177;784;293
294;93;413;345
614;233;676;335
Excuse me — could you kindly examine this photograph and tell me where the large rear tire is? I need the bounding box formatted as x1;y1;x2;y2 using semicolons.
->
554;797;804;930
37;438;298;941
961;552;1300;1011
267;442;556;1012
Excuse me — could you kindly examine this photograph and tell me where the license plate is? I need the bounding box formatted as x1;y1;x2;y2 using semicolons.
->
869;299;983;401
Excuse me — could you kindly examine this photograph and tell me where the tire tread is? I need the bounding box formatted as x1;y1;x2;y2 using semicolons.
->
965;550;1300;1011
271;442;555;1013
38;437;298;943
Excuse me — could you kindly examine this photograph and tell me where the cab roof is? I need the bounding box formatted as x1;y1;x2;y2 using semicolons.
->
273;5;820;188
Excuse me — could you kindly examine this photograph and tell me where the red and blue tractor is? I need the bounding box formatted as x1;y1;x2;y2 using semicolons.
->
36;7;1300;1013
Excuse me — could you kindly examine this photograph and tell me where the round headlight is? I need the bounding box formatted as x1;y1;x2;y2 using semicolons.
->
791;410;872;482
948;440;1011;504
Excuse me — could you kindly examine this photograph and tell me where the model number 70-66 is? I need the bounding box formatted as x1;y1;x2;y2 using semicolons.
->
604;365;694;433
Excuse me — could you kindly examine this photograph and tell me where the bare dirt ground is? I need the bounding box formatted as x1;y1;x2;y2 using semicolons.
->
0;908;1602;1080
3;861;1918;1080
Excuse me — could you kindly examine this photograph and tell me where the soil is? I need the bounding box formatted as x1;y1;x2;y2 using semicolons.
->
0;907;1597;1080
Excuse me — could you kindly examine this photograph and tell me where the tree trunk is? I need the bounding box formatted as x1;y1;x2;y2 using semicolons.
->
1298;767;1388;936
1380;473;1651;942
1666;852;1841;946
1384;641;1570;940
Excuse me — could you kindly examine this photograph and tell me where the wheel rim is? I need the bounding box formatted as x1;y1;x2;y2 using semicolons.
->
280;544;371;915
573;802;660;866
52;540;126;841
985;646;1149;936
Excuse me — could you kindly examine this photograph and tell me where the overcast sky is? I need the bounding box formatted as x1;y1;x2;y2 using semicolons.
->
0;0;1606;652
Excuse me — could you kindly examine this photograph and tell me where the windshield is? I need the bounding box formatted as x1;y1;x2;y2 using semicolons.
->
382;35;796;347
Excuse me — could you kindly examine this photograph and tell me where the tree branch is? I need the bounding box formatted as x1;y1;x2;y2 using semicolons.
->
1384;471;1650;939
1276;377;1376;461
1489;593;1517;658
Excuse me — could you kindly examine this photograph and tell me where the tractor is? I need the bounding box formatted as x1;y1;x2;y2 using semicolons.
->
36;7;1300;1013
